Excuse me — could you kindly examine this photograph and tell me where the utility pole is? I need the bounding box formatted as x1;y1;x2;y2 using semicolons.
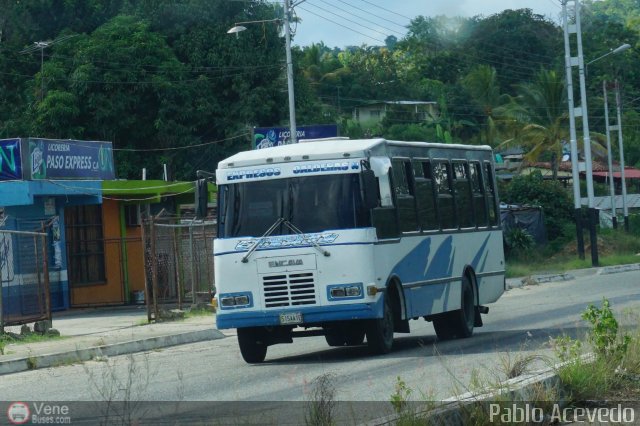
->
562;0;598;265
614;80;629;231
283;0;297;144
561;0;585;260
603;80;617;229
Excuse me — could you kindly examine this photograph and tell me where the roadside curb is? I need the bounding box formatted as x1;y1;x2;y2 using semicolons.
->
366;355;593;426
0;329;226;376
507;262;640;290
598;263;640;275
507;273;574;289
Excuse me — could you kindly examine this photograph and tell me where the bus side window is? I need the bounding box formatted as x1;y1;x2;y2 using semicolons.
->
453;161;473;228
391;159;418;233
414;160;438;231
470;162;488;227
484;162;499;226
434;162;457;230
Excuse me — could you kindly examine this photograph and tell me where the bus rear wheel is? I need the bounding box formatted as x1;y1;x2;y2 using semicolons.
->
366;296;394;354
433;275;475;340
237;327;268;363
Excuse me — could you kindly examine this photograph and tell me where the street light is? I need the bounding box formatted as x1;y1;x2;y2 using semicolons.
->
20;34;77;102
227;0;302;144
586;43;631;67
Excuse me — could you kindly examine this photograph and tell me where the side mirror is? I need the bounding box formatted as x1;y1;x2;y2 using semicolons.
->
361;170;379;210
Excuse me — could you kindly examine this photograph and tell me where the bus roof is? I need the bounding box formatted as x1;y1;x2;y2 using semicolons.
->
218;138;492;169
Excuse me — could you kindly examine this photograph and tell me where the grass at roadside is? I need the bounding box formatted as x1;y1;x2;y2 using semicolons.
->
365;299;640;425
506;253;640;278
506;227;640;278
0;332;67;355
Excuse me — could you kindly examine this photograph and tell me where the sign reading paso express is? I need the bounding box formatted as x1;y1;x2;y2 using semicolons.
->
0;138;23;180
25;138;115;180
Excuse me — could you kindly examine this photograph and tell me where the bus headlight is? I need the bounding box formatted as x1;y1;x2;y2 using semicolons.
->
234;295;250;306
328;283;364;300
345;285;362;297
219;292;253;309
330;287;346;298
220;297;236;307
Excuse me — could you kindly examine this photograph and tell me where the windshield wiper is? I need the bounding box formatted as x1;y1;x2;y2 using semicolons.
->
282;219;331;258
241;217;285;263
240;218;332;263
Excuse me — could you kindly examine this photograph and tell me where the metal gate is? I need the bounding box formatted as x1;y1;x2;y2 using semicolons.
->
142;216;216;322
0;227;51;331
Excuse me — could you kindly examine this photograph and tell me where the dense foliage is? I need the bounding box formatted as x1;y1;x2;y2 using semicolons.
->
0;0;638;180
501;171;575;245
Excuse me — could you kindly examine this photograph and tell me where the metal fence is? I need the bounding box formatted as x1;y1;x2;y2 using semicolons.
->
0;227;51;332
143;216;216;321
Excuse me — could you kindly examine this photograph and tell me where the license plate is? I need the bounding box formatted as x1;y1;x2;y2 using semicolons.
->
279;312;303;325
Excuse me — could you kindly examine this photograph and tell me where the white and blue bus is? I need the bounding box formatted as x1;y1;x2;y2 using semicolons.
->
214;138;505;363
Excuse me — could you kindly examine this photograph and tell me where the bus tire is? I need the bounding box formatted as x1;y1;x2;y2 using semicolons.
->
434;275;475;340
344;325;366;346
325;330;346;347
237;327;268;363
366;296;394;354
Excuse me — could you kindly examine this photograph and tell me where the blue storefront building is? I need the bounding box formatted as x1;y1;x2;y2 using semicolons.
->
1;138;113;314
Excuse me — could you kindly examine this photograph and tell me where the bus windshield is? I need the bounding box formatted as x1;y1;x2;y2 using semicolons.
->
219;173;370;238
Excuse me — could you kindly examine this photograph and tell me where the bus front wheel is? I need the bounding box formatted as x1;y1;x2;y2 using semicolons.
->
237;327;268;363
366;296;394;354
434;275;475;340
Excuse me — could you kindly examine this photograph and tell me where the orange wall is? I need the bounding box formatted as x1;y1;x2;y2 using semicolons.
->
125;221;146;293
71;199;125;305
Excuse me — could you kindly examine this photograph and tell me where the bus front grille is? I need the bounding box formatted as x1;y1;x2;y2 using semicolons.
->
262;272;316;308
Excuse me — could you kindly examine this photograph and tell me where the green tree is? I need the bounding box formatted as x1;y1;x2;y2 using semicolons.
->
462;65;509;146
497;69;569;178
463;9;561;92
502;171;573;241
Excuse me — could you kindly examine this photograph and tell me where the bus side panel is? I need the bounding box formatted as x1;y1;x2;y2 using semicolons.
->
373;230;504;319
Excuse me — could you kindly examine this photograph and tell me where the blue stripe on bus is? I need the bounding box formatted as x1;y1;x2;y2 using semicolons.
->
214;242;373;257
216;299;384;329
471;234;491;270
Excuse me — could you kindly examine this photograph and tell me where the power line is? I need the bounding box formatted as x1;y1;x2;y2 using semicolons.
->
113;133;250;152
297;6;386;44
358;0;413;21
300;3;395;41
314;0;407;35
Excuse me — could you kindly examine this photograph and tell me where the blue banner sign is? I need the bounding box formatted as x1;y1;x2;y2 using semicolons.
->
0;138;23;180
26;138;115;180
253;125;338;149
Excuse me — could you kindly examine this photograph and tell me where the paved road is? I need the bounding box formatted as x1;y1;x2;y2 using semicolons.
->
1;270;638;410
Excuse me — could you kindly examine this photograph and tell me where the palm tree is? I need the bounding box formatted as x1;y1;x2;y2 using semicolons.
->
498;69;567;178
498;68;608;179
462;65;510;147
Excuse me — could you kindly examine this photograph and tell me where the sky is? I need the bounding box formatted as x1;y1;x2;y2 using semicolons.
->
291;0;566;48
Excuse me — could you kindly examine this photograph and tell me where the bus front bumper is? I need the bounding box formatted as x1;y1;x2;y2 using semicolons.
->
216;300;383;329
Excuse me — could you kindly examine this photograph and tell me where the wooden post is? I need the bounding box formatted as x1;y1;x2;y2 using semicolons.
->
34;234;43;315
173;227;182;310
40;222;51;321
149;216;160;321
189;226;196;308
140;215;152;322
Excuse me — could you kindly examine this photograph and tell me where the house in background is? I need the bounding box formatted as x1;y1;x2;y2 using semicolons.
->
68;180;207;307
352;101;438;126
